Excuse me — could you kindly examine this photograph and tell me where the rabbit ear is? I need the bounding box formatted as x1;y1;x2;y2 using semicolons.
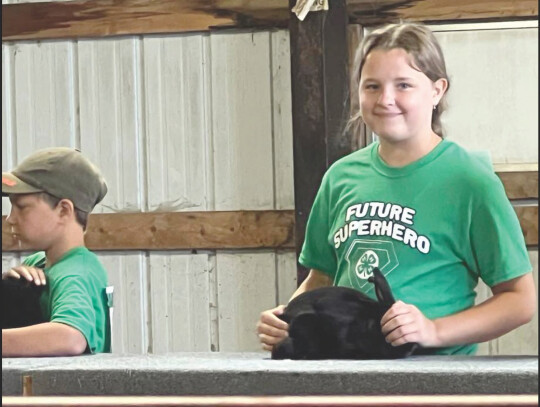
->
370;267;395;305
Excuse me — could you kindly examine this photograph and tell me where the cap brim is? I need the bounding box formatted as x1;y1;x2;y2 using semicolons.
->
2;172;43;196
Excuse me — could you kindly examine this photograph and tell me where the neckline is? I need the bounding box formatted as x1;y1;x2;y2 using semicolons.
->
46;246;87;269
371;139;450;178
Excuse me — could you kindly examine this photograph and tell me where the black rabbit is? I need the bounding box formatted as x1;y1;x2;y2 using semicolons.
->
271;267;421;359
2;277;47;329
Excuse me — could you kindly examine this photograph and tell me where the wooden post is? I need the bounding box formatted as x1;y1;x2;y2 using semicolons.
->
289;0;352;284
22;375;33;396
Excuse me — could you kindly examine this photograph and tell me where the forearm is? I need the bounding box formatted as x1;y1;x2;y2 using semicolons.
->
434;288;536;347
2;322;87;357
289;268;333;302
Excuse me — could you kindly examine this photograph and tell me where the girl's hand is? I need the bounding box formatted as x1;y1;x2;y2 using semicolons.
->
256;305;289;351
381;300;440;347
2;265;46;286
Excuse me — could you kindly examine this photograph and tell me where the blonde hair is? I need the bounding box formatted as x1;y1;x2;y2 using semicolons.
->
350;22;450;138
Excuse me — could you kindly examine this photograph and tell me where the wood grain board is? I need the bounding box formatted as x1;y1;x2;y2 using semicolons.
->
2;210;296;252
1;196;536;252
2;0;537;41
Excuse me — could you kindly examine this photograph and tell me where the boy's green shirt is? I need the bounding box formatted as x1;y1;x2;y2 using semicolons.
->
24;247;110;354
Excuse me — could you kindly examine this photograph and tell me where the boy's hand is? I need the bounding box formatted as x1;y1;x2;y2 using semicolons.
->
2;265;46;286
256;305;289;351
381;300;439;347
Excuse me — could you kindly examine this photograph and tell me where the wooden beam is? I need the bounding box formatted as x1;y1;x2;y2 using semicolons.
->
1;0;290;42
347;0;538;26
2;210;295;252
289;0;352;284
2;0;536;42
2;394;539;407
516;206;538;247
496;170;538;200
1;202;536;252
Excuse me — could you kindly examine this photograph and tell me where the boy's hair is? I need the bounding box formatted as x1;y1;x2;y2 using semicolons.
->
39;192;89;231
349;21;450;138
2;147;107;214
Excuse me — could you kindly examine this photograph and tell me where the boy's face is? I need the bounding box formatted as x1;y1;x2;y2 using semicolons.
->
6;193;61;250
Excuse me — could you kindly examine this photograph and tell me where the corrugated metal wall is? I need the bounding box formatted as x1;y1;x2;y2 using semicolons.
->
434;23;538;164
2;29;297;354
2;10;537;356
431;22;538;355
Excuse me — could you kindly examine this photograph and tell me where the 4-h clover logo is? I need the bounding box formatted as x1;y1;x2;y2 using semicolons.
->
345;239;399;291
355;250;379;279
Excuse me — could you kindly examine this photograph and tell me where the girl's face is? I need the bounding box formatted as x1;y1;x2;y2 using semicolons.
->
359;48;447;144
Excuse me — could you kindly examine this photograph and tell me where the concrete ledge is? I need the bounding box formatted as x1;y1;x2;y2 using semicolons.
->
2;353;538;396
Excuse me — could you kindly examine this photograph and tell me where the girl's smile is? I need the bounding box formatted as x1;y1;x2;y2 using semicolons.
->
359;48;446;147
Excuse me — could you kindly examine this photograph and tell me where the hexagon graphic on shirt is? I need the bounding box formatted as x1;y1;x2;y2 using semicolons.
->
344;239;399;293
355;250;380;279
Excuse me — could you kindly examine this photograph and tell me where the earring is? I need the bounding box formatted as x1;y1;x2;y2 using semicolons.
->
433;105;437;110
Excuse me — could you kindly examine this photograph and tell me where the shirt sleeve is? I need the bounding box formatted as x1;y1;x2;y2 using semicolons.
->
22;252;47;269
469;174;532;287
48;274;100;354
298;171;338;278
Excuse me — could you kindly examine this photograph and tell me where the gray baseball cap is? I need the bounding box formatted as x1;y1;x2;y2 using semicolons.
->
2;147;107;213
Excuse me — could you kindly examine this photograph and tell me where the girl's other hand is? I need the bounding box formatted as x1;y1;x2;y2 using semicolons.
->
381;300;439;347
2;265;46;286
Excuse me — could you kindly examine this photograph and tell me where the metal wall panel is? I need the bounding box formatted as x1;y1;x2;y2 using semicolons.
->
12;41;77;156
149;253;215;353
2;44;14;216
98;252;148;354
434;25;538;164
206;31;292;352
79;37;143;213
2;253;21;275
142;34;216;354
271;30;295;211
276;251;298;306
216;251;276;352
1;29;296;354
76;37;149;354
143;34;211;212
211;31;274;211
271;30;297;313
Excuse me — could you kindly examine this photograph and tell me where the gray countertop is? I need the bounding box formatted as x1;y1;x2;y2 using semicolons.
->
2;352;538;396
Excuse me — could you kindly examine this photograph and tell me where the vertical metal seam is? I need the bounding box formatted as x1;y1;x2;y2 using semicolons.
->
204;33;219;351
136;35;153;354
7;43;18;166
269;32;281;307
144;251;153;354
136;36;148;213
71;40;81;149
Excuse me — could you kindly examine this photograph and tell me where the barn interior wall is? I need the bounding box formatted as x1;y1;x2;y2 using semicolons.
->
1;14;537;355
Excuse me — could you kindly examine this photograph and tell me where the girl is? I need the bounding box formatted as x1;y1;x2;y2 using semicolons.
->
257;22;536;355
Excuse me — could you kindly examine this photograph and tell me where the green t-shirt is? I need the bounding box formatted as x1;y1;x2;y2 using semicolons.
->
23;247;110;354
299;140;532;355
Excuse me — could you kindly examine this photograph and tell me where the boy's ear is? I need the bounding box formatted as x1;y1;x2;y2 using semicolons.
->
57;199;76;219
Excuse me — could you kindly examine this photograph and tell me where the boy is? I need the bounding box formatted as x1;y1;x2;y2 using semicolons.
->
2;147;110;356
